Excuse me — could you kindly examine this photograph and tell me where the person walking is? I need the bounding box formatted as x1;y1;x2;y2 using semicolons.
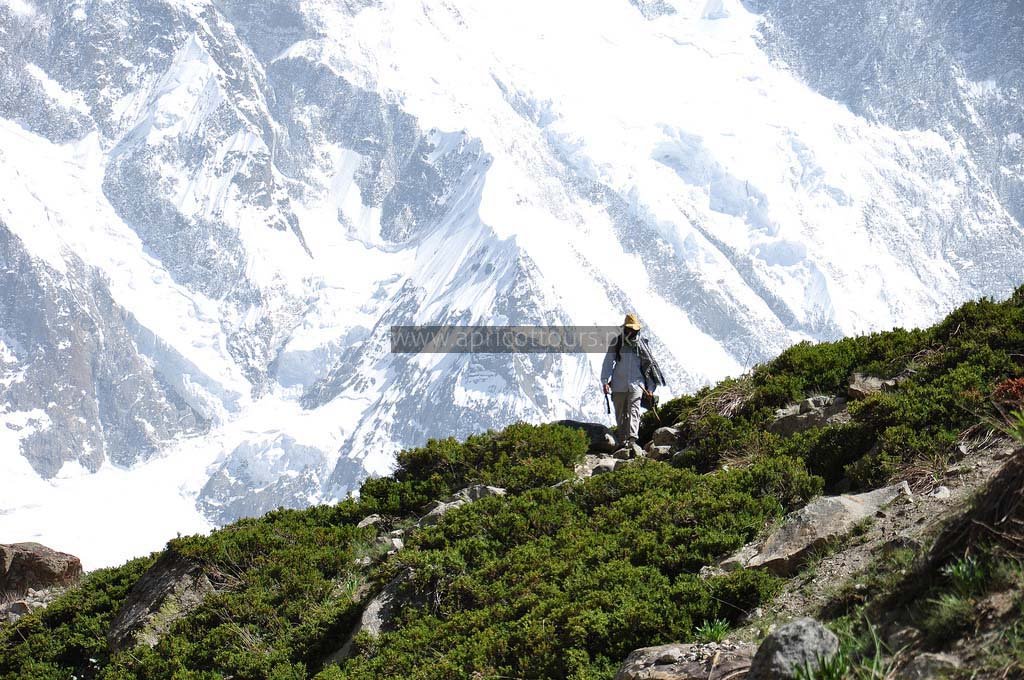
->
600;313;665;454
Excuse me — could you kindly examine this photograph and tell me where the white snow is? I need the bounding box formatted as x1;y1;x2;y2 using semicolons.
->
0;0;1020;569
24;64;91;114
1;0;34;17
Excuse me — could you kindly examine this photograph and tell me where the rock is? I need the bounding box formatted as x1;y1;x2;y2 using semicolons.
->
356;514;383;529
326;570;414;663
418;498;468;526
0;543;82;596
417;485;506;526
848;373;901;399
748;618;839;679
651;426;682;448
720;544;760;572
930;486;951;499
353;556;373;567
898;652;961;679
0;599;31;624
575;454;606;479
615;641;757;680
591;456;622;476
613;441;644;460
108;551;217;651
799;396;832;413
376;535;404;553
698;565;726;579
768;396;848;437
454;484;507;502
738;482;911;575
883;624;922;652
647;445;673;461
555;420;618;454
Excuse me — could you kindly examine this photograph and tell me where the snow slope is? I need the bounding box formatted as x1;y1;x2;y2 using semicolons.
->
0;0;1021;568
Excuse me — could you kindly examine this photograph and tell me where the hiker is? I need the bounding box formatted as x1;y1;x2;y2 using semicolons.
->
600;313;665;451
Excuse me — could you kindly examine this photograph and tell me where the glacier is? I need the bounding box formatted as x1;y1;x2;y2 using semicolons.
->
0;0;1021;568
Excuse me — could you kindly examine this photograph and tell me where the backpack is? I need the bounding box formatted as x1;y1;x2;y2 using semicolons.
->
614;334;666;392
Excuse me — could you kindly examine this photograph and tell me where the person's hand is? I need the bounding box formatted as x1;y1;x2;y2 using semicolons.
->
603;383;611;395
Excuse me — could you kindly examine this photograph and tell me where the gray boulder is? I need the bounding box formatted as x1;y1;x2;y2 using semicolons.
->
749;618;839;679
647;445;673;461
417;485;506;526
768;396;848;437
848;373;901;399
651;426;682;448
456;484;507;502
2;600;31;624
720;544;760;572
356;513;383;529
613;441;644;460
593;456;628;476
575;454;625;479
0;543;82;595
326;570;413;663
615;641;757;680
108;551;217;651
727;482;911;575
555;420;618;454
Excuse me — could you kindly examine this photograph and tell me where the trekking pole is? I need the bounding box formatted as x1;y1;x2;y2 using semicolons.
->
645;388;662;423
604;391;611;415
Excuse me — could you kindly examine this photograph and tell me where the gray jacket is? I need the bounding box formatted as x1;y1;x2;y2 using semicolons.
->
601;337;655;393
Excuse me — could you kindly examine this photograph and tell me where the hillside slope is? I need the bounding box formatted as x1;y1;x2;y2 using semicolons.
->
2;285;1022;679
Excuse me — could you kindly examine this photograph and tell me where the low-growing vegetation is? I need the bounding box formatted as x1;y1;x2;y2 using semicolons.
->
1;285;1021;680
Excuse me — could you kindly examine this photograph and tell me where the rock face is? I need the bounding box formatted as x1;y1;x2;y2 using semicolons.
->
0;543;82;595
0;227;205;478
614;641;757;680
417;485;506;527
725;482;911;575
768;395;848;436
107;551;216;652
748;618;839;679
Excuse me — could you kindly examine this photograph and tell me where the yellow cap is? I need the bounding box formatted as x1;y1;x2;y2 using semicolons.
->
623;313;641;330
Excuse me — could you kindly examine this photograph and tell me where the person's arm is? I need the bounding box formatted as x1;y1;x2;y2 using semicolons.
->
640;338;658;392
600;343;616;391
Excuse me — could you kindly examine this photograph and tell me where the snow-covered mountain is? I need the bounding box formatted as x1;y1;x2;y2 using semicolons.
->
0;0;1021;568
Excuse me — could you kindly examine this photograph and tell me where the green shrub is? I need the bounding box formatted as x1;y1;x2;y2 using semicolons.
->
6;287;1024;680
777;423;875;489
0;556;155;680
